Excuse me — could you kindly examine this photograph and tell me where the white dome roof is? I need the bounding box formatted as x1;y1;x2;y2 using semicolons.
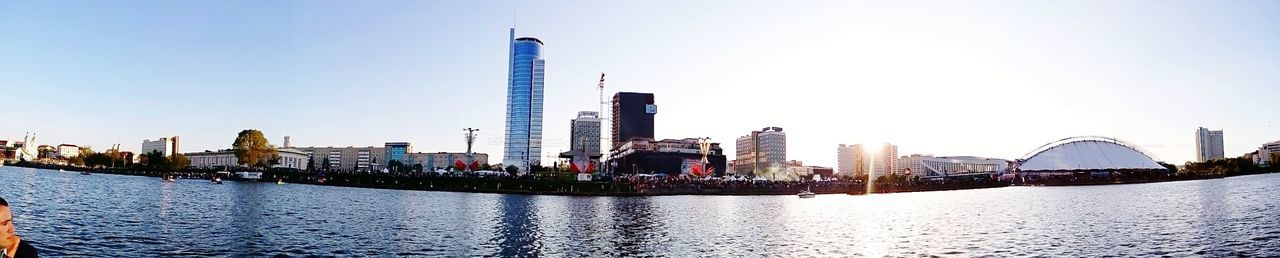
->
1018;136;1164;172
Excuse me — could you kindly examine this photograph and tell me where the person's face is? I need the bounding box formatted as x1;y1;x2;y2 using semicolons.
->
0;206;13;241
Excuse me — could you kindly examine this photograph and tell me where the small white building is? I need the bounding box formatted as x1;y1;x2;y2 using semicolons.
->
1256;140;1280;166
57;144;79;158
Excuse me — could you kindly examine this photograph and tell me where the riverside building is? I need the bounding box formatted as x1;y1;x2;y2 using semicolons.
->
896;154;1009;179
186;148;308;170
404;152;490;171
294;146;387;172
734;127;787;176
141;137;179;156
609;138;726;176
1195;127;1225;162
1256;140;1280;165
611;92;656;150
837;144;871;177
502;28;547;174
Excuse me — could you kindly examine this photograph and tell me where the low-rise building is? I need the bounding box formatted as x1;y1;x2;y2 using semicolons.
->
783;160;834;180
403;152;489;171
609;138;727;176
1256;140;1280;166
57;144;79;158
897;154;1009;179
186;148;308;170
293;146;386;172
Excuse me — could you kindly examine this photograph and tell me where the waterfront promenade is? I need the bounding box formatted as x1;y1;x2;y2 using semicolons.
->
6;161;1271;196
5;161;1003;196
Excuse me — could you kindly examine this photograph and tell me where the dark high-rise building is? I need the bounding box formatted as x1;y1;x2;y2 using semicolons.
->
611;92;655;150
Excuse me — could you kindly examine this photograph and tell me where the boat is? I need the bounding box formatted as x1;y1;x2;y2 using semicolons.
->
798;186;816;198
276;178;285;185
80;171;91;175
235;171;263;181
163;175;176;182
212;177;223;184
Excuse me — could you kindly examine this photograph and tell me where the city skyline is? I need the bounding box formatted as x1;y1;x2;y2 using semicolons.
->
3;1;1280;166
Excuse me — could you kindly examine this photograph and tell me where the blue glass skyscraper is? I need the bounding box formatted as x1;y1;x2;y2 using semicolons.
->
503;28;545;173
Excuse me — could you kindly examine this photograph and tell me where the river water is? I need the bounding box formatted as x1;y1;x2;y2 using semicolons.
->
1;166;1277;257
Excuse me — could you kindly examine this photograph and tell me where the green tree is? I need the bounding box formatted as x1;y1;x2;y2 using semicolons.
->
306;157;314;172
142;151;170;170
321;157;331;172
505;165;519;176
123;152;135;167
388;160;408;173
169;153;191;170
84;152;113;168
68;156;85;166
233;129;279;170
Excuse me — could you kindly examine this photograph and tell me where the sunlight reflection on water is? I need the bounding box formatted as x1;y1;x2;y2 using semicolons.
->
1;167;1278;256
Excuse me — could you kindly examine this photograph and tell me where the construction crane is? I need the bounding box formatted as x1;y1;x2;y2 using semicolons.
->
598;73;606;117
597;73;608;165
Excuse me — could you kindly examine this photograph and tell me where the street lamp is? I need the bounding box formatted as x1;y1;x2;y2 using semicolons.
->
697;137;712;177
464;128;478;172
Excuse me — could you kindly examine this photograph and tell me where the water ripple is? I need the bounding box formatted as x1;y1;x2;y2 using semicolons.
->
2;167;1279;256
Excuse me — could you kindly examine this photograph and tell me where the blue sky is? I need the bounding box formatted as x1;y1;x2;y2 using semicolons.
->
2;0;1278;166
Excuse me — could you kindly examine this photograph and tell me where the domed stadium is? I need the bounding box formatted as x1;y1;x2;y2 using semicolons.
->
1015;136;1167;178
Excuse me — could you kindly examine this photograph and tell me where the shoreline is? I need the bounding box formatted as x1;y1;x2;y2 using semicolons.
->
3;162;1274;197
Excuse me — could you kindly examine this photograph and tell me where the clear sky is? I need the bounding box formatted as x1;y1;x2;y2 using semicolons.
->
2;0;1278;166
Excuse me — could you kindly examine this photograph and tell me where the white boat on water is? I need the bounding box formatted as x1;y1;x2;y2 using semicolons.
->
798;186;816;198
235;171;263;181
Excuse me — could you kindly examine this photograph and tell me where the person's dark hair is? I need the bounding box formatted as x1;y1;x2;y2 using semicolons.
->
0;196;7;207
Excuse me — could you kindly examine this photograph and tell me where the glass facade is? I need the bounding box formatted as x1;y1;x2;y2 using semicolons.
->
384;142;411;166
503;29;545;173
